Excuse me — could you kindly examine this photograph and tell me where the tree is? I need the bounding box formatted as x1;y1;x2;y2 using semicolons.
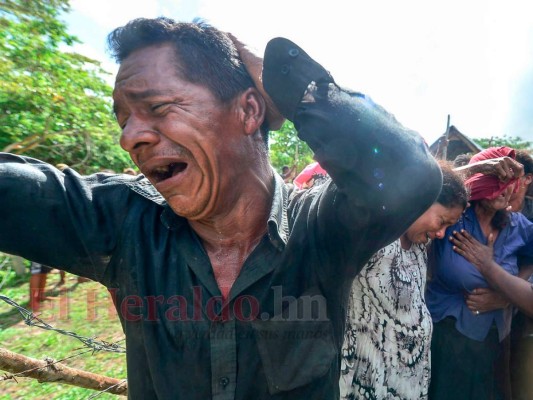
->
473;135;532;151
269;121;315;176
0;0;132;173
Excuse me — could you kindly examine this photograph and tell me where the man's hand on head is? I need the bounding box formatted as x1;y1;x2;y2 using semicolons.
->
227;33;285;131
455;156;524;181
477;156;522;181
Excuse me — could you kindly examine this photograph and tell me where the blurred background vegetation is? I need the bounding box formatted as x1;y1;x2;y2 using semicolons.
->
0;0;133;173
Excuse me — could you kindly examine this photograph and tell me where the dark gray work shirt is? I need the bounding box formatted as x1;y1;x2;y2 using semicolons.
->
0;50;441;400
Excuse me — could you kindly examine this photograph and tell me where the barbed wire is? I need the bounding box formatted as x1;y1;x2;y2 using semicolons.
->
1;342;128;397
87;378;128;399
0;294;126;353
0;347;95;382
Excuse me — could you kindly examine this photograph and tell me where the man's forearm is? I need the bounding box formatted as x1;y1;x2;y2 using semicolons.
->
0;153;128;278
481;260;533;318
263;38;441;222
295;84;442;229
453;157;524;181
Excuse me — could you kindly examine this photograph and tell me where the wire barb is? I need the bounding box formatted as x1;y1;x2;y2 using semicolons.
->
0;294;126;353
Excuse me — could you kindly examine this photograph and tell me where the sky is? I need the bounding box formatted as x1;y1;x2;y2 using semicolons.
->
63;0;533;145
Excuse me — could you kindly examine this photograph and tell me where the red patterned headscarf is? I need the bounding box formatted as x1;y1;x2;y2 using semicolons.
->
465;146;519;201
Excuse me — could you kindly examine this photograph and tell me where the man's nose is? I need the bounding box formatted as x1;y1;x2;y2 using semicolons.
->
119;116;160;152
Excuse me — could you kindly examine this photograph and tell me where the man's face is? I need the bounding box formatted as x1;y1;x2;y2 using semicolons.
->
113;44;245;219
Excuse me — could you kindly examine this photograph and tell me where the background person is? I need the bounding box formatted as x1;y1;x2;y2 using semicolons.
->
510;150;533;215
280;164;296;183
450;229;533;400
451;149;533;400
452;153;472;168
293;161;328;189
426;146;533;400
340;161;468;400
29;261;53;311
507;149;533;400
450;230;533;318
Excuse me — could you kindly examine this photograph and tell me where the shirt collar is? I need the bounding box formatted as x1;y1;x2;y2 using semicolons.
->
267;168;290;251
125;177;166;206
124;177;185;230
125;170;290;250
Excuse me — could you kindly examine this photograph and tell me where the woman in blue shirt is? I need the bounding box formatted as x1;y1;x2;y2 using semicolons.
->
426;147;533;400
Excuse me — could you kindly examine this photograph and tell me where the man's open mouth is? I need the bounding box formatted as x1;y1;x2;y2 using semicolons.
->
150;162;188;183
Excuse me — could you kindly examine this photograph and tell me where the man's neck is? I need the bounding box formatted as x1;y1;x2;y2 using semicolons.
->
188;169;275;298
189;169;275;251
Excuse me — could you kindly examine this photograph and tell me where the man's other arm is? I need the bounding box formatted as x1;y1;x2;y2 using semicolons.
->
0;153;133;281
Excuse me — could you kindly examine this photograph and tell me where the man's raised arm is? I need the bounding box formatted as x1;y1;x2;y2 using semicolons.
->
262;38;441;250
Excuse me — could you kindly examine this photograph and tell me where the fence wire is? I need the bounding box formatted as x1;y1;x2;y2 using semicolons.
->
0;294;126;354
87;379;128;399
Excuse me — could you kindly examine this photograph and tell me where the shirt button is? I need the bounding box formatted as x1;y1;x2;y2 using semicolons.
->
219;377;230;388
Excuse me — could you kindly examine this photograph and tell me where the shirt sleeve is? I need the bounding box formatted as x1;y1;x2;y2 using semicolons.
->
293;87;440;283
263;38;442;278
0;153;135;281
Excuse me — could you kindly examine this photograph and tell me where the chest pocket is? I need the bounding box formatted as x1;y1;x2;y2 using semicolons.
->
251;291;337;394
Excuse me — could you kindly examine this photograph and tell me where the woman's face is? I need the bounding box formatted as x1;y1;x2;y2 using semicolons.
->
480;185;514;212
404;203;464;245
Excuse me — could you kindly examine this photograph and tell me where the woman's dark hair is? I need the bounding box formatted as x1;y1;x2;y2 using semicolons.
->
436;160;468;210
107;17;270;142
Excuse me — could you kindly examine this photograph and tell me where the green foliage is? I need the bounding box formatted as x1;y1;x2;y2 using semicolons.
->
0;0;132;173
473;135;532;151
269;121;315;176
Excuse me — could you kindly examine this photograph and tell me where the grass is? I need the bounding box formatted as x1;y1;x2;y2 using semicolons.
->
0;259;126;399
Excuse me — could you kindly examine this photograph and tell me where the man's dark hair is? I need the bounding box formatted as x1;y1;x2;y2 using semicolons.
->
515;150;533;175
437;160;468;210
107;17;270;143
515;149;533;197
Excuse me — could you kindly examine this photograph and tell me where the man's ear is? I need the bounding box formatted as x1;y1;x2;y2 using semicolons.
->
524;173;533;186
238;87;266;135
